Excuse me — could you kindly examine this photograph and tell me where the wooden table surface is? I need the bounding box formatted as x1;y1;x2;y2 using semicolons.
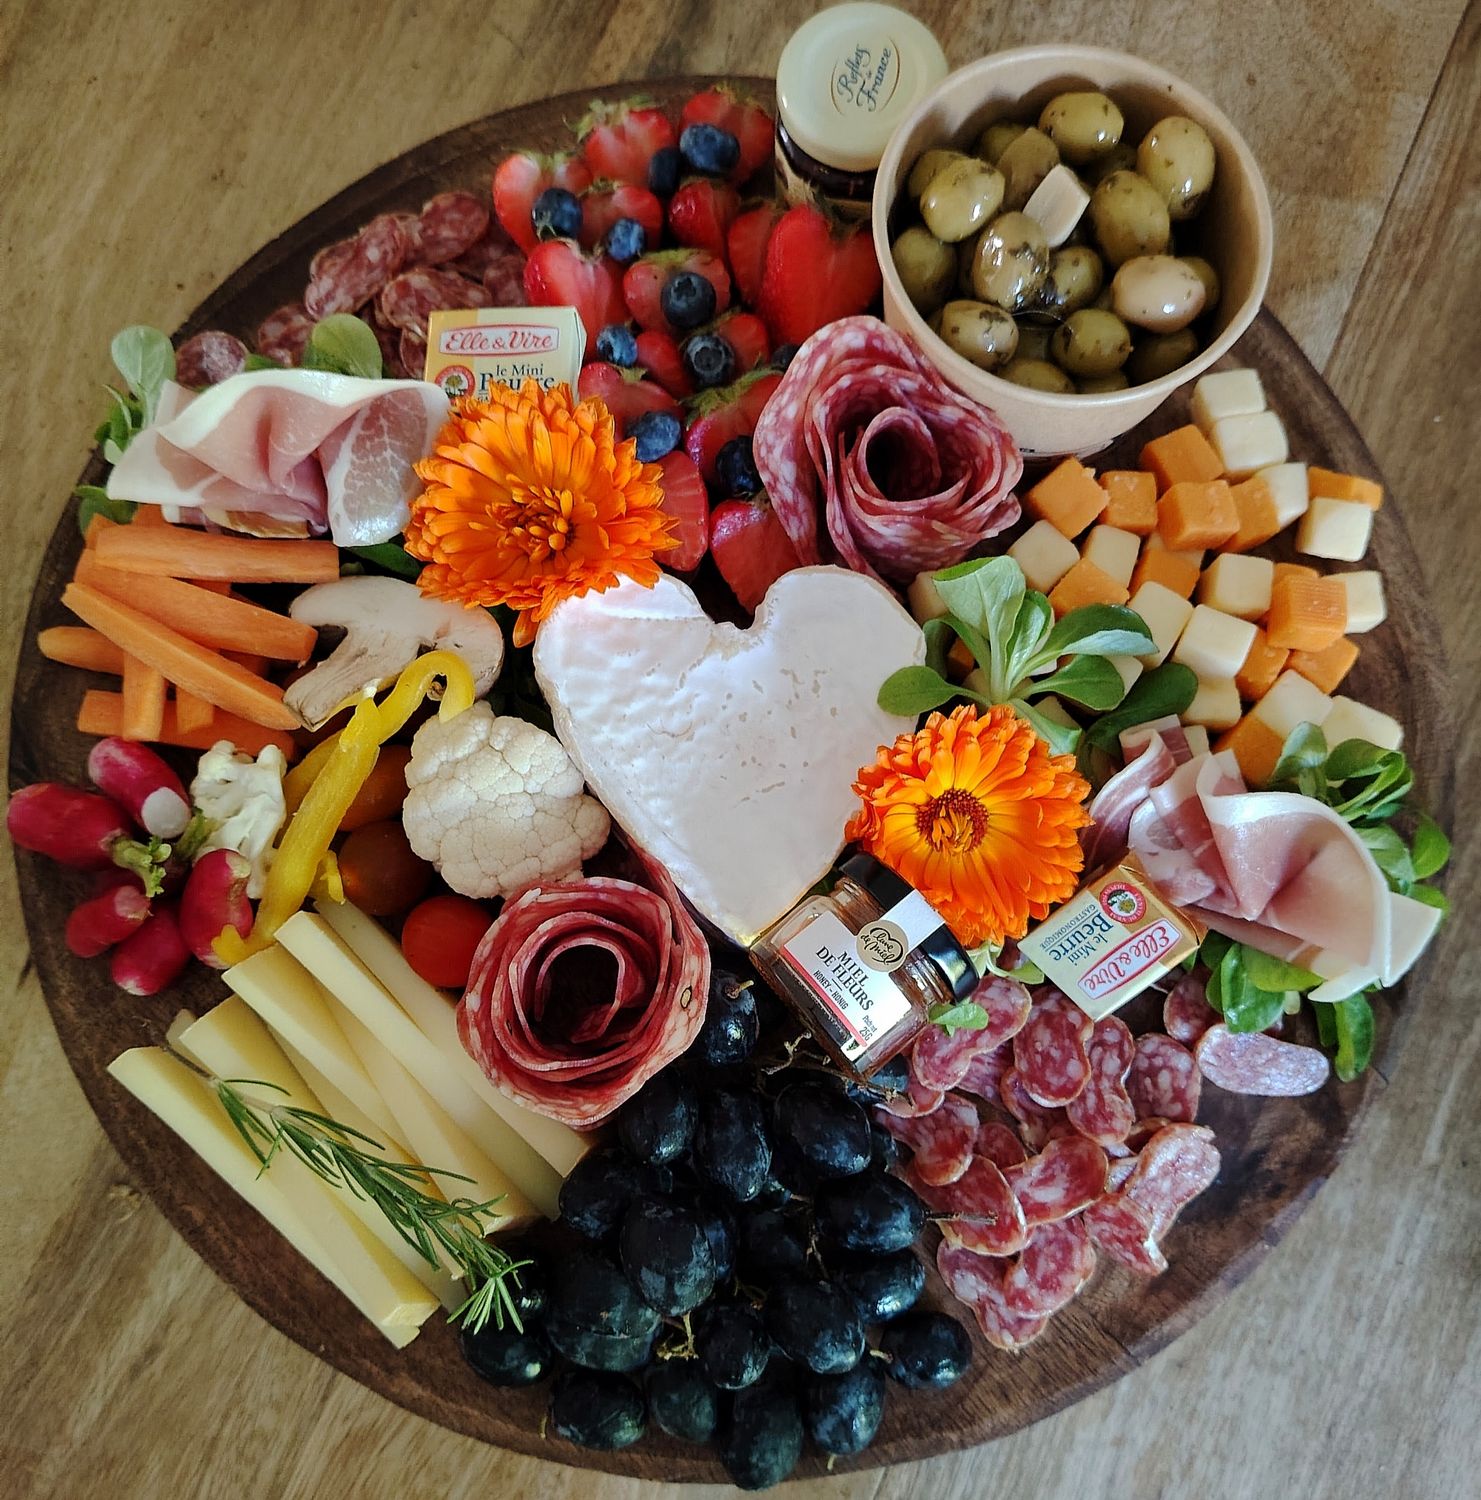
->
1;2;1477;1496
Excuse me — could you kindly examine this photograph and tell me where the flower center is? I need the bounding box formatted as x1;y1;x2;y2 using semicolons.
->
505;483;575;560
916;788;990;854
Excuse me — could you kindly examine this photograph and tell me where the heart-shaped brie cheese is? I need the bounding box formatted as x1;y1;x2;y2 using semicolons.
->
533;567;926;944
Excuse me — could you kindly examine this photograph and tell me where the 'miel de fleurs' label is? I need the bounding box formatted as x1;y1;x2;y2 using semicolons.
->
422;307;585;398
1018;857;1204;1021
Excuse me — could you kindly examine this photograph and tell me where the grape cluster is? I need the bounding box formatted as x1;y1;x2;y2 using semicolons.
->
459;966;973;1489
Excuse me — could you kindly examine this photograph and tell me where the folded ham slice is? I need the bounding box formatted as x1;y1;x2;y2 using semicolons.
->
106;369;448;546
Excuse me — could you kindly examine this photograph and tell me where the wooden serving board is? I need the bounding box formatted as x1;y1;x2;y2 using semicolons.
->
6;79;1452;1482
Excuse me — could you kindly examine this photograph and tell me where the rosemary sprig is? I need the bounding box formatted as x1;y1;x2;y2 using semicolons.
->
178;1054;528;1334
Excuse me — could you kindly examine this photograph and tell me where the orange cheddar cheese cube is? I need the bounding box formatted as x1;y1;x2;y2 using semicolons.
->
1048;557;1130;616
1307;465;1384;510
1273;561;1319;590
1139;425;1224;491
1234;627;1289;701
1157;479;1238;550
947;637;975;680
1288;635;1360;694
1265;572;1348;652
1025;457;1107;539
1097;470;1158;534
1216;714;1286;787
1224;475;1282;553
1132;542;1201;599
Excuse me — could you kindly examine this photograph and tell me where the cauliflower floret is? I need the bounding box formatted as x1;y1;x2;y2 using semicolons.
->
402;703;609;900
189;741;288;898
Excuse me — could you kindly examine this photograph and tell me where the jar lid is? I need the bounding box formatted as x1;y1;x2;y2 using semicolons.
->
839;852;977;1002
775;3;949;176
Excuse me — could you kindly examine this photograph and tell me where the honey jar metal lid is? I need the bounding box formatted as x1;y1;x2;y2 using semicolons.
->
838;853;976;1001
775;3;949;176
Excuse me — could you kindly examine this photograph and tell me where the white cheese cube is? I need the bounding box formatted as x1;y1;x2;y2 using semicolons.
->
1258;462;1310;529
1183;677;1242;731
1082;524;1141;588
907;571;949;624
1023;165;1090;247
1172;605;1259;681
1190;369;1265;432
1033;694;1080;729
1320;696;1403;751
1337;570;1387;633
1251;669;1334;741
1107;654;1144;694
1010;519;1081;593
1182;724;1211;757
1296;496;1373;562
1209;411;1289;479
1129;582;1195;667
1198;553;1274;621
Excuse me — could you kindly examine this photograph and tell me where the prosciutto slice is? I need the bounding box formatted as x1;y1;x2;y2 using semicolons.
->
106;368;447;545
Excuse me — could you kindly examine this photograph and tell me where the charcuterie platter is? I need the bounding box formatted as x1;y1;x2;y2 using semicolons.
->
7;48;1451;1488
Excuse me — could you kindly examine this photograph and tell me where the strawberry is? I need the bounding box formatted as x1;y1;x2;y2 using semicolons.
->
635;330;693;398
654;452;709;570
667;179;741;264
577;99;678;187
679;86;774;184
578;182;664;252
682;369;781;485
576;361;681;434
710;497;803;610
493;150;593;254
726;201;783;307
622;249;732;334
523;241;628;342
758;202;883;345
710;310;770;373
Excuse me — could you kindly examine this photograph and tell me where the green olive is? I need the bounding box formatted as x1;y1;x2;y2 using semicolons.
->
920;157;1007;243
976;120;1029;164
1036;244;1104;319
891;226;957;316
1124;327;1200;384
954;234;979;296
1111;254;1206;332
934;299;1020;370
1015;322;1054;362
968;211;1049;312
1051;307;1133;377
997;127;1061;210
908;148;971;200
1038;91;1124;165
1001;358;1075;393
1088;170;1171;265
1082;140;1138;185
1137;116;1216;220
1180;255;1221;310
1078;371;1130;393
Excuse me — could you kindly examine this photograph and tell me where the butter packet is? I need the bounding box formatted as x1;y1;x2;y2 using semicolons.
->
422;307;586;397
1017;856;1204;1021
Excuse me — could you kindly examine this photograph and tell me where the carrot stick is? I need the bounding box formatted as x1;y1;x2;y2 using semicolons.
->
227;651;271;676
62;584;299;730
73;555;315;662
191;579;234;595
36;626;125;674
78;691;295;759
84;514;119;549
173;688;216;736
93;525;340;583
121;654;167;740
130;507;173;528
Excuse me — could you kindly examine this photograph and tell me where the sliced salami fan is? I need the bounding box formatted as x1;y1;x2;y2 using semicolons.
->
1163;971;1219;1046
1001;1218;1097;1317
1196;1023;1331;1097
975;1119;1028;1172
254;302;314;366
174;330;248;388
1123;1123;1220;1236
1004;1135;1107;1229
416;190;491;265
378;266;493;338
1126;1032;1202;1123
956;1040;1012;1105
999;1067;1067;1151
1065;1015;1136;1148
1013;991;1093;1107
876;1095;979;1186
304;212;411;319
1083;1194;1167;1275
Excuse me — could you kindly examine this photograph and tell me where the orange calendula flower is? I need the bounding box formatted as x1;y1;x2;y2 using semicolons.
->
404;379;676;646
846;703;1092;949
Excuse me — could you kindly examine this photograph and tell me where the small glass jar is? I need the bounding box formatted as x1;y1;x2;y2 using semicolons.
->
751;853;975;1078
774;3;949;218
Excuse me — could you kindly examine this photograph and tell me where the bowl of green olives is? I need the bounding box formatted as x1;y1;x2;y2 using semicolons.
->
872;45;1273;455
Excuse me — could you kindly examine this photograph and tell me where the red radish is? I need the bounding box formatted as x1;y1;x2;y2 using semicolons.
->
86;737;191;839
7;783;135;870
66;881;152;958
110;904;191;995
179;849;253;969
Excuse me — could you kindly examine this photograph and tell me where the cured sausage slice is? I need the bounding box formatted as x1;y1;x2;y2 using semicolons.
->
254;303;314;366
416;190;490;265
1001;1218;1097;1316
1196;1024;1331;1097
1123;1123;1220;1236
1066;1015;1136;1147
1013;991;1093;1107
1004;1135;1107;1228
1126;1033;1202;1123
1163;971;1218;1045
377;266;493;338
1083;1194;1167;1275
304;213;410;319
175;331;248;388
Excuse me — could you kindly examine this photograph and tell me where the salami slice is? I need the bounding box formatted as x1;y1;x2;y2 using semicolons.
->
999;1067;1067;1151
974;1276;1051;1352
936;1241;1002;1308
304;213;410;319
1065;1015;1136;1148
377;266;493;338
1002;1218;1097;1316
1123;1123;1220;1236
876;1095;979;1186
398;330;428;381
254;302;314;366
390;212;425;265
1124;1115;1170;1152
975;1119;1028;1172
956;1040;1012;1104
416;190;491;265
175;330;248;388
913;1157;1028;1257
878;1075;946;1118
1105;1153;1139;1191
1163;971;1218;1045
1083;1194;1167;1275
1004;1135;1108;1228
1013;991;1093;1107
482;248;529;307
1196;1023;1331;1097
1126;1033;1202;1123
911;979;1029;1091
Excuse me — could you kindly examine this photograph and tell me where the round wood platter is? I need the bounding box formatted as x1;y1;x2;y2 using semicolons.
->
8;78;1452;1481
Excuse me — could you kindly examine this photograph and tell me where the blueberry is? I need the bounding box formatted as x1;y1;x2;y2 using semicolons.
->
715;435;762;497
605;216;647;264
661;270;717;330
531;186;582;241
681;122;742;177
628;408;682;462
682;331;737;389
771;341;801;371
595;324;638;366
648;143;682;196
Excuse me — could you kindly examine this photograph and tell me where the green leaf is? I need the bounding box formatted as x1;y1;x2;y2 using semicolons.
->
942;612;995;688
1036;603;1155;664
74;486;137;536
1243;947;1322;993
1407;883;1450;913
1332;993;1375;1081
1409;814;1450;880
243;351;283;371
345;542;423;580
932;557;1024;694
1029;654;1128;711
1084;663;1198;751
1003;589;1053;689
927;999;989;1036
1323;737;1391;783
877;665;959;717
110;325;175;424
1314;1002;1338;1048
1270;722;1330;787
1358;824;1414;891
921;616;954;677
1010;697;1081;757
301;313;383;379
1330;750;1412;825
1223;975;1287;1034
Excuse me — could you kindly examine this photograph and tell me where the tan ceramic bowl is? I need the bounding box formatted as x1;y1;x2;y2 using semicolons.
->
873;45;1273;457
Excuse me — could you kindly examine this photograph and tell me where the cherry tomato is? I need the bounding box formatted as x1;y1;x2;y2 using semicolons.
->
401;894;494;989
337;819;433;917
339;745;412;831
